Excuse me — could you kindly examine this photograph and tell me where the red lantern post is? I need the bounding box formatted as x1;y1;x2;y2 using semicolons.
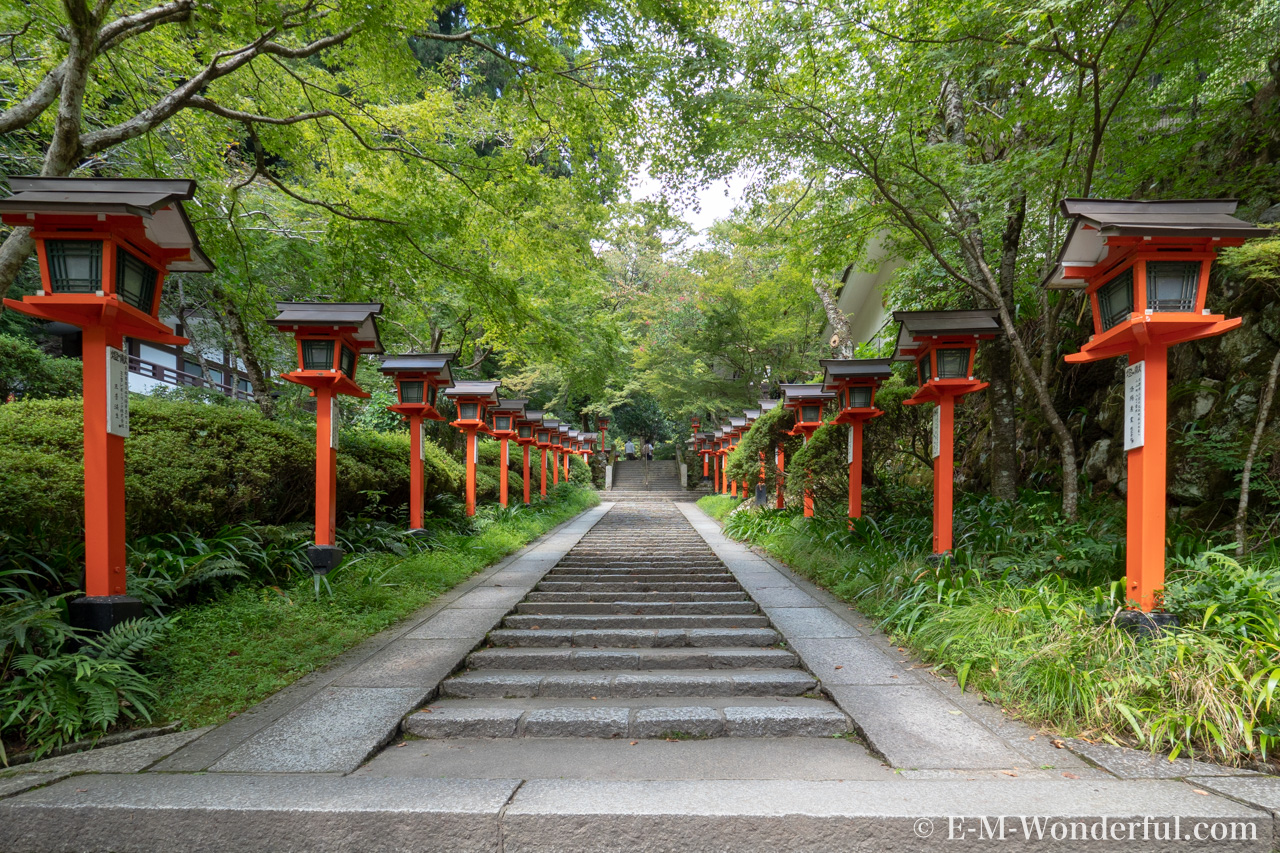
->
518;410;543;505
596;416;610;464
535;416;556;497
0;177;213;631
379;353;454;532
270;302;384;573
822;359;895;524
894;310;1001;556
1046;199;1269;614
781;383;835;517
490;399;526;508
444;381;501;516
562;427;575;480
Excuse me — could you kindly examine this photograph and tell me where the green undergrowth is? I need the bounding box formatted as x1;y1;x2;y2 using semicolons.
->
149;485;599;728
696;494;744;522
718;494;1280;768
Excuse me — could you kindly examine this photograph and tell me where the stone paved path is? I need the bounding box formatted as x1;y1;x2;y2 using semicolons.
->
403;502;850;740
2;485;1277;852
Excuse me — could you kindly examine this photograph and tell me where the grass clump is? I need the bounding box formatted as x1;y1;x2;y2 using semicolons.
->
696;494;744;522
720;494;1280;767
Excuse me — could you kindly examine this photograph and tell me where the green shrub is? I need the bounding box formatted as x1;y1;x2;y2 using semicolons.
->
0;398;463;547
0;335;81;401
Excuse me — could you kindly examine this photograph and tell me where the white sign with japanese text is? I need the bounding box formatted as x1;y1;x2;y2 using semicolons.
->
1124;361;1145;451
330;397;340;450
931;406;941;459
106;347;130;438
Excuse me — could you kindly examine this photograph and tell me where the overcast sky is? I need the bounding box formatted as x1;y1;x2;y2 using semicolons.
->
628;167;755;247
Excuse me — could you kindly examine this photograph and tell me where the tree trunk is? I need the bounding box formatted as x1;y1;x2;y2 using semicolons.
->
210;281;276;418
0;1;96;300
985;195;1026;502
813;275;854;356
1235;347;1280;555
939;78;1018;501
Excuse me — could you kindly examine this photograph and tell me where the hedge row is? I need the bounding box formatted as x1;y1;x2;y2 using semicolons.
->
0;397;462;539
0;397;598;544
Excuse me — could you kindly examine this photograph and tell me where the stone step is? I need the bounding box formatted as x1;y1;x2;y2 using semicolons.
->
487;627;782;648
543;574;735;585
502;614;771;630
526;591;747;603
553;566;726;573
535;582;743;593
404;699;850;739
558;555;727;560
466;647;797;671
440;668;817;699
515;601;758;616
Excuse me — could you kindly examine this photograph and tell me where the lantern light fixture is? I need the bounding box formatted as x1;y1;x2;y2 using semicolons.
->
0;177;213;632
1044;197;1271;615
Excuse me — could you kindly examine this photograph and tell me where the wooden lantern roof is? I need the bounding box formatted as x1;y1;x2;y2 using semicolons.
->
0;176;214;272
820;358;895;390
758;398;779;412
522;409;545;424
444;380;501;403
494;398;528;416
378;352;454;382
779;383;835;405
893;310;1001;357
269;302;384;353
1045;199;1270;290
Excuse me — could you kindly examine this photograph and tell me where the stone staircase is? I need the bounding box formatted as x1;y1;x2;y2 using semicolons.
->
405;503;850;739
608;459;699;502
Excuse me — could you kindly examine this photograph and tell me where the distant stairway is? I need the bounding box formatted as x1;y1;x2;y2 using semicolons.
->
609;459;696;502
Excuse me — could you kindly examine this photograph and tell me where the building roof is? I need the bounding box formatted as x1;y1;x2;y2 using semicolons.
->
269;302;384;353
893;309;1001;358
0;176;214;272
1045;198;1271;288
820;357;895;389
443;380;500;401
779;383;836;404
378;352;454;381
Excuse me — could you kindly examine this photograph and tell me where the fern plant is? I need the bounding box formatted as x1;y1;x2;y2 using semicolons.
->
0;617;168;763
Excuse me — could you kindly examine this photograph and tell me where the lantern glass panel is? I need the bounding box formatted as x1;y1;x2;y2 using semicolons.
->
459;402;478;420
917;357;929;385
1097;268;1135;331
495;415;511;431
302;339;335;371
1146;261;1200;313
518;424;532;439
848;386;872;408
45;240;103;293
537;430;549;443
801;404;820;423
936;348;970;379
116;248;157;312
400;380;424;404
339;346;356;379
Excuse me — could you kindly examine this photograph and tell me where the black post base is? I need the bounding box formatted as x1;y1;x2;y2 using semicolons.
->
755;484;768;507
924;551;953;566
68;595;145;635
1116;610;1178;639
306;545;345;575
407;528;433;539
